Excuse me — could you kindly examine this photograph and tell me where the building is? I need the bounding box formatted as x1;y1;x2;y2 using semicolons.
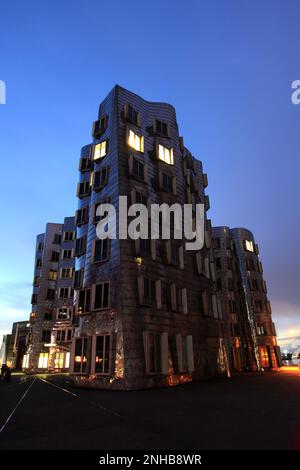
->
23;217;75;372
70;85;228;390
212;226;281;371
10;321;30;369
0;334;12;367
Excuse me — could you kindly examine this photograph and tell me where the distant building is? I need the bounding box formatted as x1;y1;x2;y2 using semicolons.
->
23;217;75;372
212;226;282;371
0;334;12;367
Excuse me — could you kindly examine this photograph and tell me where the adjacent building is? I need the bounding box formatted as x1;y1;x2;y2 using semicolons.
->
0;321;30;369
23;217;75;372
212;226;282;371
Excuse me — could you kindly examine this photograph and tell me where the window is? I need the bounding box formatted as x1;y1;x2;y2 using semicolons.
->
73;337;89;373
76;206;89;226
92;116;108;138
245;240;254;252
93;238;109;263
31;293;37;304
93;199;110;224
42;330;51;343
132;158;145;180
149;333;161;374
78;289;91;314
93;141;107;161
75;236;86;257
229;300;237;313
144;278;156;305
260;346;269;368
125;103;140;125
44;311;52;321
227;257;233;270
95;335;111;374
257;323;266;335
158;144;174;165
154;119;169;137
50;251;60;262
93;282;110;310
57;307;71;321
77;181;91;198
53;234;61;244
37;242;44;252
54;352;65;369
93;167;108;191
56;330;66;342
36;258;42;268
59;287;72;299
62;249;72;260
64;231;74;241
46;289;55;300
162;173;173;192
215;257;221;268
79;156;91;172
73;269;83;290
61;267;73;279
212;238;221;249
67;330;72;341
228;278;234;291
38;353;49;369
128;129;144;152
139;238;151;257
48;270;58;281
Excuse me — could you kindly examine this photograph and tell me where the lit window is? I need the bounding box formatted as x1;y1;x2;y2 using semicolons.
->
54;352;65;369
48;270;58;281
65;352;70;368
245;240;254;252
93;141;107;160
158;144;174;165
74;338;89;373
22;354;29;369
128;129;144;152
38;353;49;369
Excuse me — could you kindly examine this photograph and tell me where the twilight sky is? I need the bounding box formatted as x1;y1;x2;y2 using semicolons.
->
0;0;299;341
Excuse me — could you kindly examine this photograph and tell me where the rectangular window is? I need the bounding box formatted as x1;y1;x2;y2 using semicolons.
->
44;311;52;321
38;353;49;369
61;267;73;279
37;242;44;252
48;270;58;281
46;289;55;300
154;119;169;137
62;249;72;260
77;181;91;198
79;156;91;172
42;330;51;343
144;278;156;305
93;198;110;224
93;238;109;263
57;307;72;321
31;293;37;304
76;206;89;226
54;352;65;369
128;129;144;152
132;157;145;180
93;167;108;191
36;258;42;268
93;281;110;310
135;190;148;205
245;240;254;252
59;287;72;299
158;144;174;165
73;269;83;290
162;173;173;192
75;236;86;257
78;288;91;314
50;251;60;262
53;234;62;244
149;333;161;374
95;335;111;374
64;231;74;241
125;104;140;125
73;338;89;373
93;141;107;161
92;116;108;138
257;322;266;335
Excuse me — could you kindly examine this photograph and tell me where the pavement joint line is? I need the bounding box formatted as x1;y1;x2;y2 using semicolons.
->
0;377;36;434
38;378;78;397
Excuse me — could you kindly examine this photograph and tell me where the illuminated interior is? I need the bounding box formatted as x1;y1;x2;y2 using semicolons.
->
93;141;107;160
38;352;49;369
128;129;144;152
245;240;254;252
158;144;174;165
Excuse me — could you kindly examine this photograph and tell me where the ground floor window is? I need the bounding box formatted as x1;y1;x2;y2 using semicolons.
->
149;333;161;374
38;352;49;369
260;347;269;368
22;353;29;369
95;335;111;374
54;352;65;369
74;338;89;373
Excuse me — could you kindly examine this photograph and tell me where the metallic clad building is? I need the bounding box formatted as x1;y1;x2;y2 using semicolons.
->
71;85;227;390
24;217;75;372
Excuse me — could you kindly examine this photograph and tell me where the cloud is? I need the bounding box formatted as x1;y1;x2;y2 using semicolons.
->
271;299;300;338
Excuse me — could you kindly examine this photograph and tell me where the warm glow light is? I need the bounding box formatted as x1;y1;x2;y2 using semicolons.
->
245;240;254;252
128;129;144;152
158;144;174;165
65;352;70;368
93;141;107;160
38;353;49;369
135;256;142;265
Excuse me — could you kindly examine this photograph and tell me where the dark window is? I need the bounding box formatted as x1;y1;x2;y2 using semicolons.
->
67;330;72;341
57;307;71;320
216;278;222;290
139;238;150;257
61;267;72;279
144;278;156;305
50;251;60;262
227;257;233;270
215;257;221;269
170;240;178;265
64;231;74;241
74;269;83;290
75;236;86;257
94;282;110;309
59;288;71;299
92;116;108;138
42;330;51;343
93;199;110;224
53;234;61;244
93;168;108;191
62;249;72;259
213;238;221;249
162;173;173;192
46;289;55;300
126;104;139;125
228;278;234;291
95;335;111;374
77;181;91;198
94;239;109;263
37;242;44;252
229;300;237;313
149;334;161;374
36;258;42;268
78;289;91;314
79;157;91;172
31;293;37;304
44;311;52;321
76;207;89;226
73;337;88;373
133;158;144;180
155;119;169;137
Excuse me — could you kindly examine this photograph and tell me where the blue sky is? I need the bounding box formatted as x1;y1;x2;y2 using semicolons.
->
0;0;299;341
